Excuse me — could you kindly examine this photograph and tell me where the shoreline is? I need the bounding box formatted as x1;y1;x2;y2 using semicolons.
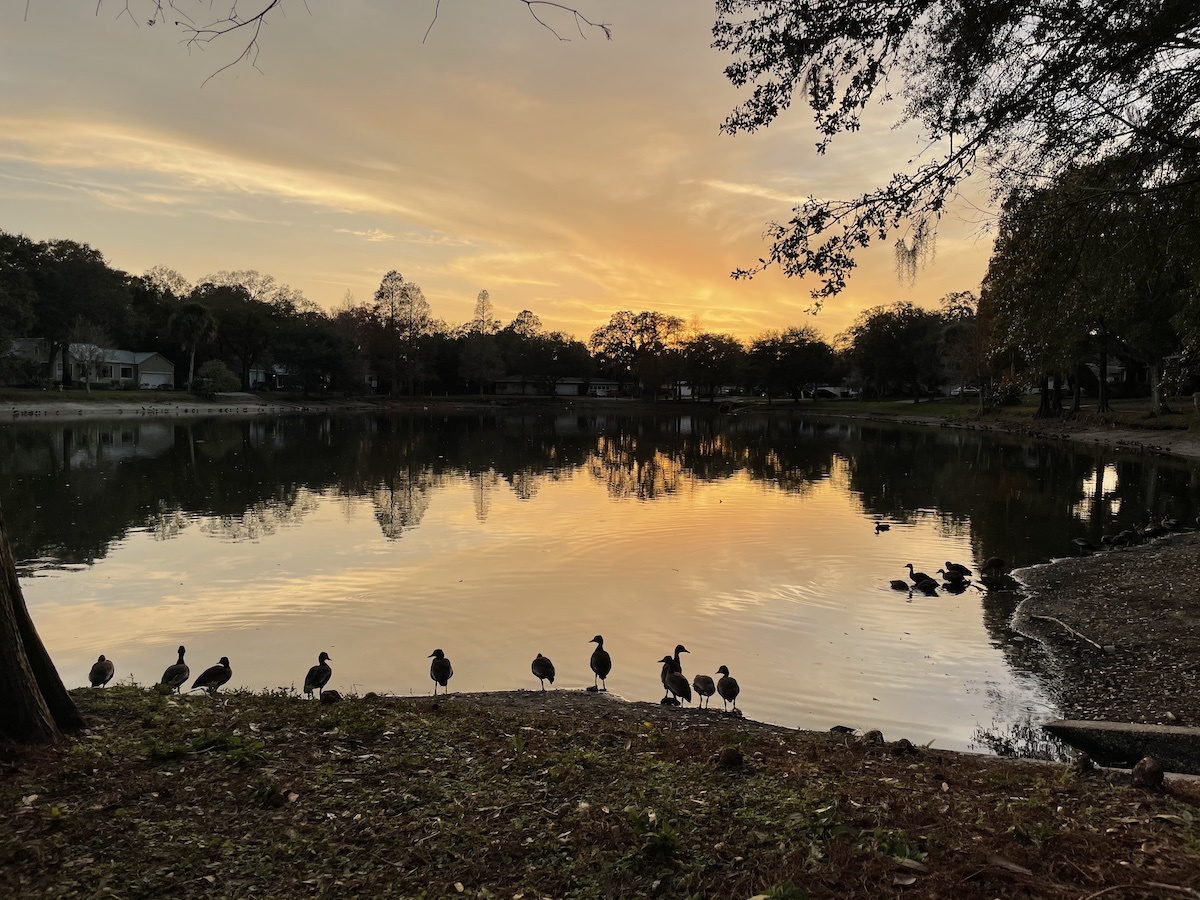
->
8;391;1198;748
5;393;1200;460
1012;532;1200;728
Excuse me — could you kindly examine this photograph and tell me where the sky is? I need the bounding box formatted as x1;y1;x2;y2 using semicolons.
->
1;1;996;341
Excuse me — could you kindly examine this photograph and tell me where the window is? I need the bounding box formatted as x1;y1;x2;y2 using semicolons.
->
120;366;133;379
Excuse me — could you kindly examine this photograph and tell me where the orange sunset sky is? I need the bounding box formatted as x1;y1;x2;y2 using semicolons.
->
2;1;996;340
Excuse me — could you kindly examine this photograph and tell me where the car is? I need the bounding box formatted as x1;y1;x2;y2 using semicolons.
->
950;385;981;397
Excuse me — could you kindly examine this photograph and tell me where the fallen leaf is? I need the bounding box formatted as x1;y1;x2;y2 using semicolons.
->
894;874;917;886
891;857;929;873
988;854;1033;877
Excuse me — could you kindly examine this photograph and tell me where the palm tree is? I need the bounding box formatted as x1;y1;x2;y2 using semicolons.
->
169;302;218;388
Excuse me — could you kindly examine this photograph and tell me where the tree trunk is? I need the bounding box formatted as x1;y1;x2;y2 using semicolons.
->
0;501;83;742
1149;359;1170;414
1097;339;1111;414
187;344;197;388
1035;373;1053;419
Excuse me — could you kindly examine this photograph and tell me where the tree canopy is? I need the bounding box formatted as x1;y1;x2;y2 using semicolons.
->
713;1;1200;298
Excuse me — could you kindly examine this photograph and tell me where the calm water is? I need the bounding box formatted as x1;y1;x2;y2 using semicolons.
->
4;410;1198;753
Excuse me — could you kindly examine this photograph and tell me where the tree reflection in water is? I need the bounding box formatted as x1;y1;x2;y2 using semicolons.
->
4;409;1199;732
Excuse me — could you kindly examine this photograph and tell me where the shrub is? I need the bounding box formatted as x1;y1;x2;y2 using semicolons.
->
192;360;240;396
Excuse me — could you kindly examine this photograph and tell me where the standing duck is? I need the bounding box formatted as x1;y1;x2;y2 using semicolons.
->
191;657;232;694
589;635;611;692
658;656;692;705
944;561;972;577
89;654;114;688
429;649;453;696
531;653;556;691
660;644;689;700
303;652;333;699
692;673;716;709
716;665;740;712
160;645;189;693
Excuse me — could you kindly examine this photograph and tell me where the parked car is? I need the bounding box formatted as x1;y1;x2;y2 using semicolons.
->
950;385;981;397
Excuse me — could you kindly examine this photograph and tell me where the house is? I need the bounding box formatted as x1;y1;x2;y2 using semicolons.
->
5;339;175;389
494;375;620;397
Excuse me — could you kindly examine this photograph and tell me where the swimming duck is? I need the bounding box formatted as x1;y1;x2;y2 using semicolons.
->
944;561;972;577
905;563;932;584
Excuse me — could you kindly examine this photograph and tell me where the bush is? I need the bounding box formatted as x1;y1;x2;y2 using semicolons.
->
192;360;240;396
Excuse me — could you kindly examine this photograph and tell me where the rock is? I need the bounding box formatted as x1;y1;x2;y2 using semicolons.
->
320;690;343;705
860;729;885;746
1072;752;1098;777
889;738;917;756
717;746;744;769
1131;756;1164;791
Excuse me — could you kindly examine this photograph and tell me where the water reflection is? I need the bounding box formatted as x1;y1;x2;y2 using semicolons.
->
3;412;1198;753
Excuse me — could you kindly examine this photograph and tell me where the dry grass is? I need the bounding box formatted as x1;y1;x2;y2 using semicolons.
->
1;688;1199;899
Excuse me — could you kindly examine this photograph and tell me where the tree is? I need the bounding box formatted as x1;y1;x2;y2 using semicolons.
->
0;232;36;380
169;301;219;388
372;270;433;395
713;2;1200;299
982;159;1195;416
749;326;835;402
682;332;745;402
0;500;83;742
68;319;112;391
28;239;132;387
588;310;684;396
842;303;943;400
459;333;506;394
143;265;192;300
194;282;274;389
467;289;501;336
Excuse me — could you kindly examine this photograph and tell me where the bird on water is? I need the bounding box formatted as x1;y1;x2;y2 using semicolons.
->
531;653;556;691
945;561;972;577
160;645;189;693
589;635;612;692
658;656;692;705
692;673;716;709
429;649;453;696
905;563;932;584
191;657;232;694
716;665;740;712
303;652;333;699
660;644;688;701
89;654;114;688
889;579;910;592
937;568;966;586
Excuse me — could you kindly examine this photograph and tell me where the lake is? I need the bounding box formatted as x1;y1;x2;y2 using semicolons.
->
4;409;1197;753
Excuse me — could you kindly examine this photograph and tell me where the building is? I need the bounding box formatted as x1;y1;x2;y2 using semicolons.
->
493;375;620;397
4;339;175;389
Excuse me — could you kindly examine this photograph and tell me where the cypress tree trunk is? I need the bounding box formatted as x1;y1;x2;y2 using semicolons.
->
1035;373;1053;419
0;502;82;742
1097;348;1111;413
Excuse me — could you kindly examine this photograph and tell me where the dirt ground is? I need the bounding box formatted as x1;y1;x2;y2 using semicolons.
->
1014;533;1200;725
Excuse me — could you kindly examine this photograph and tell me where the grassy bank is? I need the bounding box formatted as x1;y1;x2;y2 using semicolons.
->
2;689;1199;898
